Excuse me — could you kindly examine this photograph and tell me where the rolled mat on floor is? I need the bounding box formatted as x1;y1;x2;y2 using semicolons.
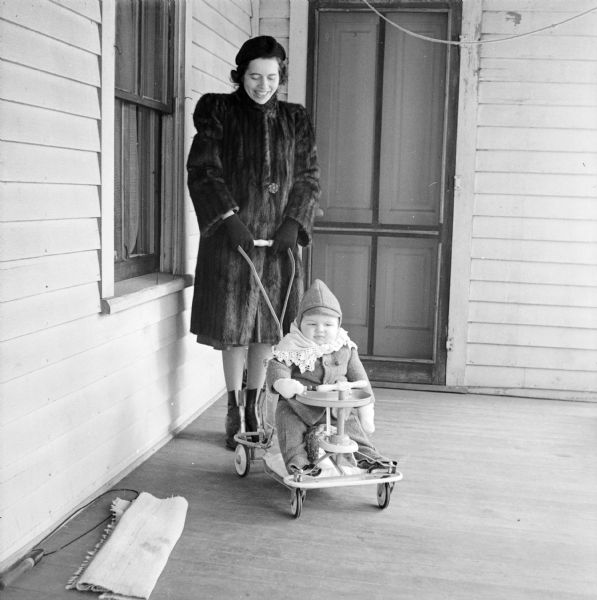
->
66;491;188;600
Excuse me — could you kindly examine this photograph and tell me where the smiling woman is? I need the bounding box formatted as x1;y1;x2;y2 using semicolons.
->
186;35;320;449
242;58;281;105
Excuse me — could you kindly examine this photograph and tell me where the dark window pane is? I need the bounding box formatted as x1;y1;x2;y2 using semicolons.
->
140;0;170;103
115;0;138;94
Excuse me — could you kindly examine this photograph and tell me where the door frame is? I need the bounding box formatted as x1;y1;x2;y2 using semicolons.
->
305;0;461;385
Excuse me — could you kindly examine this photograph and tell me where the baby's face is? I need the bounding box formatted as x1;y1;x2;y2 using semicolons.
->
300;313;339;345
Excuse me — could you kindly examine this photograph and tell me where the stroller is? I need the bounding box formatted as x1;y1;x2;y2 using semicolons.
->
232;242;402;518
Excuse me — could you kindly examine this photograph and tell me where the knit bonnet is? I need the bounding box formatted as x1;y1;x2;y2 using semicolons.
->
297;279;342;326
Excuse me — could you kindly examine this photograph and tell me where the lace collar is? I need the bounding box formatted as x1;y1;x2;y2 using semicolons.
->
272;323;357;373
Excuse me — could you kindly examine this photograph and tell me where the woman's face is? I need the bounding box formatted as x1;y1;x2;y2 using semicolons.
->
242;58;280;104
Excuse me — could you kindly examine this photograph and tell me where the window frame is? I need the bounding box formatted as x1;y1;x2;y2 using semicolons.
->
100;0;187;304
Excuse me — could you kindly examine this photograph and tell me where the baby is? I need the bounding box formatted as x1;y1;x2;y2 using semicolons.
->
266;279;383;474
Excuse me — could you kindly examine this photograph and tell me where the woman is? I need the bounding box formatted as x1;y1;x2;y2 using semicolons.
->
187;36;320;449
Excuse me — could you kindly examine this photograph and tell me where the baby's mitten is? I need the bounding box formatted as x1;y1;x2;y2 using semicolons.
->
358;403;375;434
273;378;306;399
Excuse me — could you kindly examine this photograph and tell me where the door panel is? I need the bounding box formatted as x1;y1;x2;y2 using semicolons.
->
379;14;447;226
311;233;371;350
308;3;459;385
373;237;438;358
315;13;377;223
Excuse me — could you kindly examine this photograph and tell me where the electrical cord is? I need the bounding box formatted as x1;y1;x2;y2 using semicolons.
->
360;0;597;46
0;488;140;590
36;487;140;556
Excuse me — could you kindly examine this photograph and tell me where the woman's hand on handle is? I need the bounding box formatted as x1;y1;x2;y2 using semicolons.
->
271;218;299;254
222;213;254;253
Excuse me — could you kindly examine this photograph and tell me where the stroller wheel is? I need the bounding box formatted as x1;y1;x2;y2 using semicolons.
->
290;488;304;518
234;444;251;477
376;482;392;509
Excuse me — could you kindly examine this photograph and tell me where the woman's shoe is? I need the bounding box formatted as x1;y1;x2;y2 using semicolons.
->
225;390;240;450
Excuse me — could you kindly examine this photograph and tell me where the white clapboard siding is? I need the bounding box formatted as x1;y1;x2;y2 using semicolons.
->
0;282;101;341
476;150;597;175
0;101;101;152
2;295;192;426
466;365;597;394
478;104;597;129
190;19;239;68
477;128;597;153
0;220;100;262
1;368;220;560
1;292;186;383
1;343;218;514
470;281;597;309
480;35;597;61
0;20;100;86
467;344;596;373
472;216;597;243
259;18;288;39
0;183;100;222
0;0;100;52
188;1;252;98
1;142;101;184
195;0;250;51
190;42;233;80
480;58;597;84
468;323;597;351
0;62;101;119
474;172;596;197
469;301;596;331
0;0;241;569
469;0;597;402
474;195;597;221
470;259;597;288
51;0;101;21
0;252;100;302
483;0;597;14
479;81;597;107
471;238;597;266
1;337;202;483
203;0;251;31
260;0;288;18
482;10;597;36
2;316;192;465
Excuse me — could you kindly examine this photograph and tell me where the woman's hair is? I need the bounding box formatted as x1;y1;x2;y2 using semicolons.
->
230;57;288;86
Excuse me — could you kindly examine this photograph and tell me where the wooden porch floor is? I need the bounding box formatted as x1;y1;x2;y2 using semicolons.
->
4;389;597;599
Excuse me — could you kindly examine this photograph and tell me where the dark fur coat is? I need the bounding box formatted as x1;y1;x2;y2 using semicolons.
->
186;87;320;347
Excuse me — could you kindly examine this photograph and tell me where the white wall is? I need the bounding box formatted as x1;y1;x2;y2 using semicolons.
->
449;0;597;400
0;0;228;568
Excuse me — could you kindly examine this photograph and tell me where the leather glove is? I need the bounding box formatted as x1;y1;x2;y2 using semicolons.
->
222;213;254;253
271;218;299;254
273;378;306;399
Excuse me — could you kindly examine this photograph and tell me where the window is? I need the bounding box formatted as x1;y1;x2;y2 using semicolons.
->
114;0;174;281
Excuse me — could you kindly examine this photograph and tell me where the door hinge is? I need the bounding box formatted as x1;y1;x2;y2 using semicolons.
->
446;336;454;351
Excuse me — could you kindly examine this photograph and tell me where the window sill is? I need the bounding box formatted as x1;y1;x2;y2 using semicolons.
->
101;273;193;314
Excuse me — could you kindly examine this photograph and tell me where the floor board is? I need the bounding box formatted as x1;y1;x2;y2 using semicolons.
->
3;390;596;599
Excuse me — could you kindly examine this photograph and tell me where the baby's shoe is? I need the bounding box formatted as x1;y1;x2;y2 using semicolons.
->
291;462;321;477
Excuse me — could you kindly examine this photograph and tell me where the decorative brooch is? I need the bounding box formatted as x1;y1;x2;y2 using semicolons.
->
266;182;279;194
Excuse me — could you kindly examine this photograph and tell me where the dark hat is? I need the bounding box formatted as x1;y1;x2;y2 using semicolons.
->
235;35;286;65
297;279;342;326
